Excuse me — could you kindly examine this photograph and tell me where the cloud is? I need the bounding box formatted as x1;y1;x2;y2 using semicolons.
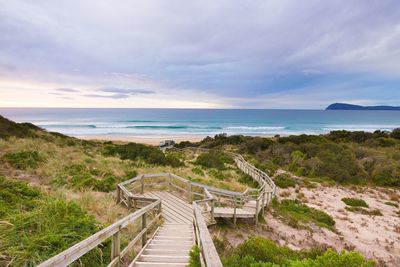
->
98;87;155;95
0;1;400;107
83;93;131;99
55;88;79;93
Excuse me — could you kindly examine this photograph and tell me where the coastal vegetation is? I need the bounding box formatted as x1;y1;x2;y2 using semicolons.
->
0;115;395;266
218;237;375;267
341;197;369;208
177;130;400;187
0;177;105;266
271;198;336;231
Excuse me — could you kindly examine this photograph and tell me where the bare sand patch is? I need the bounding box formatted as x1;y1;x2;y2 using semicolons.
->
213;180;400;266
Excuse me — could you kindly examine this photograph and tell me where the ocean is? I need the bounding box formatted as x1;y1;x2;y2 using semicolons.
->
1;108;400;138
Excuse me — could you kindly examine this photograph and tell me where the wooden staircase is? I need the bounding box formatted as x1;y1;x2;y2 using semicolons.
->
131;223;194;267
129;191;195;266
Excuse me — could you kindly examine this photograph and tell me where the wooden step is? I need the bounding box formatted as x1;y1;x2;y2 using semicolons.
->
150;240;193;246
154;236;192;241
134;262;187;267
143;249;190;256
138;255;189;263
147;243;193;250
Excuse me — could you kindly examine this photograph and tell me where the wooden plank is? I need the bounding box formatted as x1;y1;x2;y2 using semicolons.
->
145;192;192;224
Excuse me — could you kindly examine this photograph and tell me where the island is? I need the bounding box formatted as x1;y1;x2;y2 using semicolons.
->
326;103;400;110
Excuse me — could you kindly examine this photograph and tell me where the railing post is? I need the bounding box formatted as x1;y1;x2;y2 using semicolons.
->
233;197;237;226
128;196;133;210
255;198;260;225
187;181;192;203
168;173;172;192
111;230;121;267
141;213;147;247
116;185;121;204
140;175;144;194
261;190;266;217
210;198;215;223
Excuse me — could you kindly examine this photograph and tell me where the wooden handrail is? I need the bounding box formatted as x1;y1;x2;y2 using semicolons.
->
193;203;223;267
37;200;161;267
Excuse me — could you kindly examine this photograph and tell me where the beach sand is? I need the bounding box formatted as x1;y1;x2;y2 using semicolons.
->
77;135;208;145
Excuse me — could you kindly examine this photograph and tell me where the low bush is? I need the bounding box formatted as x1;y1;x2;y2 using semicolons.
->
274;174;296;188
341;198;369;208
188;245;201;267
195;151;230;170
222;236;374;267
384;201;399;208
272;198;335;230
0;177;105;266
104;142;183;167
238;173;259;188
52;164;123;192
191;167;204;176
3;150;46;169
209;169;225;180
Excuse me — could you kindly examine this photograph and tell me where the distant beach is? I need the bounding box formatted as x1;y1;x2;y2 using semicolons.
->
1;108;399;144
77;134;207;145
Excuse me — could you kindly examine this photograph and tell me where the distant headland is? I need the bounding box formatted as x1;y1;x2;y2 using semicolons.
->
326;103;400;111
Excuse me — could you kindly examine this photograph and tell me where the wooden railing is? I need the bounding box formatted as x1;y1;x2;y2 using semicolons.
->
193;189;223;267
37;199;161;267
176;147;276;223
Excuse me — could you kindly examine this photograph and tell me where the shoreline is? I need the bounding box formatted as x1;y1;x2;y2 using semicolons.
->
77;134;211;145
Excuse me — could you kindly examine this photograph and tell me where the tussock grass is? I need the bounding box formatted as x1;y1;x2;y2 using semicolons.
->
274;173;297;188
272;198;336;231
0;177;107;266
342;198;369;208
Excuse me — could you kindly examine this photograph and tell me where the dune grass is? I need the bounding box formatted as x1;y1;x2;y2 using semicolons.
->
271;198;336;231
0;177;108;266
341;197;369;208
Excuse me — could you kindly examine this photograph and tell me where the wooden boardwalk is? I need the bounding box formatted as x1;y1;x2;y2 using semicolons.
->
131;191;195;266
38;148;275;267
141;191;193;224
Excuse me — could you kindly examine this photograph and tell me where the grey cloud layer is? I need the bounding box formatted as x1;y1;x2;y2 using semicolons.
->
1;0;400;107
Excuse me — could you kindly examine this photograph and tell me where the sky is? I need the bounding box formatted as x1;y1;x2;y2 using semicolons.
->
0;0;400;109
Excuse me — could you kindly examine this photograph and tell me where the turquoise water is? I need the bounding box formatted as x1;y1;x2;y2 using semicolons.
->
1;108;400;137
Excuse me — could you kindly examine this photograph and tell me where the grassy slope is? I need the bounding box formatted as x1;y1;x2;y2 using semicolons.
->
1;115;385;266
0;115;252;266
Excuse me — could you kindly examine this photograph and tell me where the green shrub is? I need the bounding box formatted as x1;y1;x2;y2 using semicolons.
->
0;177;105;266
103;142;181;166
188;245;201;267
195;151;225;170
0;176;42;217
0;115;41;139
223;237;374;267
272;198;335;230
341;198;368;208
234;236;298;264
94;175;116;192
209;169;225;180
165;154;184;167
288;249;375;267
52;164;121;192
238;173;259;188
344;206;383;216
384;201;399;208
274;174;296;188
192;167;204;176
4;150;46;169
